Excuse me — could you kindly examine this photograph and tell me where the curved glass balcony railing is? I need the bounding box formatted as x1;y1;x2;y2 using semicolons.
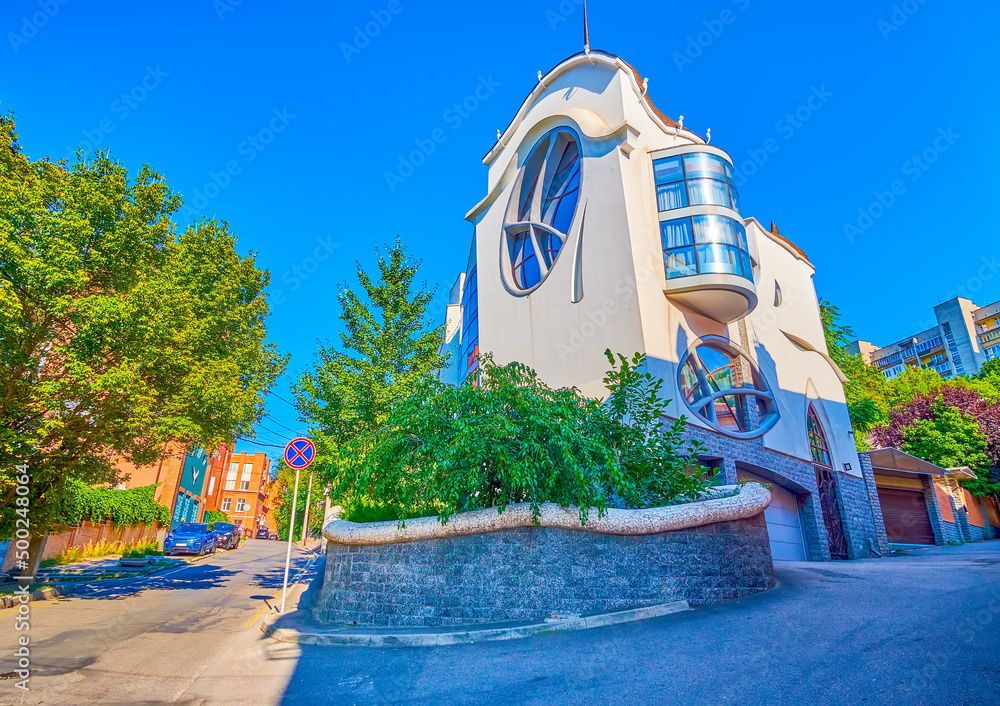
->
651;148;756;323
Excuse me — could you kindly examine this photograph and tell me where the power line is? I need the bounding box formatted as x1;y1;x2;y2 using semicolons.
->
237;436;284;449
268;390;298;408
264;415;307;435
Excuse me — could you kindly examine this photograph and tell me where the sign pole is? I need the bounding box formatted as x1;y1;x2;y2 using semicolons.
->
301;472;313;545
280;466;300;614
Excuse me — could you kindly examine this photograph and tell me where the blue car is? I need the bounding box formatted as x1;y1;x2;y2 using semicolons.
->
164;523;218;556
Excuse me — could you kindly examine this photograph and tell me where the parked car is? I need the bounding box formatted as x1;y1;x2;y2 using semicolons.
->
256;527;270;540
213;522;240;550
269;533;279;541
164;523;218;556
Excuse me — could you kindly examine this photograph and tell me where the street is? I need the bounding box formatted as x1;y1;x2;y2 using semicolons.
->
2;542;999;704
0;539;316;705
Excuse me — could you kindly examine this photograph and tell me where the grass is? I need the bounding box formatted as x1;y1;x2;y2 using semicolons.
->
40;538;164;568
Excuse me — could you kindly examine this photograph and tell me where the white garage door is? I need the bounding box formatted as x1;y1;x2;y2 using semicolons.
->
738;471;807;561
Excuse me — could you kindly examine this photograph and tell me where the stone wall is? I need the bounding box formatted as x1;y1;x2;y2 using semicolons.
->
316;514;773;628
683;425;883;561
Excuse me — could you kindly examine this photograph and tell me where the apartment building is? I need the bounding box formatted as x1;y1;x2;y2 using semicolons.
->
211;452;274;536
974;301;1000;362
848;296;999;379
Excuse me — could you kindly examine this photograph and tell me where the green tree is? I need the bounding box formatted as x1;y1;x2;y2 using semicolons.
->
970;358;1000;403
336;352;710;526
819;301;889;444
272;462;325;540
293;240;446;490
0;115;286;573
901;398;991;472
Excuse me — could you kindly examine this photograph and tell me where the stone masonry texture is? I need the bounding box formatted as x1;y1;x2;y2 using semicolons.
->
683;425;883;561
315;514;774;628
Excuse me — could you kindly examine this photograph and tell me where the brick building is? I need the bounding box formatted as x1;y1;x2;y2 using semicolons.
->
116;442;231;528
210;452;274;537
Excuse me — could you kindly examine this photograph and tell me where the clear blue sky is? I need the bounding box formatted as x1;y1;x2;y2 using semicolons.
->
3;0;998;458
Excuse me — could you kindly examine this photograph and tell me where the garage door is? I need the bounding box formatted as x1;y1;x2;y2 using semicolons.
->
877;487;935;545
738;471;806;561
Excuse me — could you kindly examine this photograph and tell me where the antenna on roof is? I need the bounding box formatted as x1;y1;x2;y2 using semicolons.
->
583;0;591;55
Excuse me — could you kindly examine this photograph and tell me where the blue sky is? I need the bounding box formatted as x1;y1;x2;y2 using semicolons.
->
3;0;998;458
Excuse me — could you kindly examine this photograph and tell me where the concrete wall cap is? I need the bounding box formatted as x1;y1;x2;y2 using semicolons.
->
322;483;771;546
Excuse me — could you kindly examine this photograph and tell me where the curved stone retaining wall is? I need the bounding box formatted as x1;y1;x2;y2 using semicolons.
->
316;483;774;628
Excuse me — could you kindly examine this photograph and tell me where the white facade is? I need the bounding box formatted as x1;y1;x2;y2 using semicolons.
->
440;51;875;560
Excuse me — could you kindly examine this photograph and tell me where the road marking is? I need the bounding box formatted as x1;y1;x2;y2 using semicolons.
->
246;605;268;627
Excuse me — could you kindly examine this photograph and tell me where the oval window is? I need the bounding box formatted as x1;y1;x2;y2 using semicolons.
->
678;336;780;438
502;130;582;294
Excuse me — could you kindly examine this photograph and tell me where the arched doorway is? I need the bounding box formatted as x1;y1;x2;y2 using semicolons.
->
809;405;848;559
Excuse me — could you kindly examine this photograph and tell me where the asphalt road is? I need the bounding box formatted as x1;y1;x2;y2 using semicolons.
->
1;540;998;705
0;538;316;705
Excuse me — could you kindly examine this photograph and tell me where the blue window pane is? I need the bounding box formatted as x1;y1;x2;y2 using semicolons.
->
739;251;753;280
653;156;684;184
687;178;732;208
696;243;742;275
692;215;739;247
665;247;697;279
735;222;748;251
538;231;563;267
656;182;688;211
661;218;694;249
683;153;729;181
729;185;741;213
543;140;581;232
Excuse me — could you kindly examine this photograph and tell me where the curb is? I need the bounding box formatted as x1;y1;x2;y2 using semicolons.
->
0;584;76;609
262;600;690;648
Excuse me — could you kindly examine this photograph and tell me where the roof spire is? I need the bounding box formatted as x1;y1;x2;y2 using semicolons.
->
583;0;591;54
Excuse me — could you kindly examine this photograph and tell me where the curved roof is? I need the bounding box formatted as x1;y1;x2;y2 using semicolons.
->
484;49;702;165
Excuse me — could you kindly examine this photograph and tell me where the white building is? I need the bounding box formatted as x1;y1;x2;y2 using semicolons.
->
439;50;885;561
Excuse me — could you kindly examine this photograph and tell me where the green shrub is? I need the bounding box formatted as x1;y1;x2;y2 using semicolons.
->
335;351;710;526
60;482;172;527
203;510;229;525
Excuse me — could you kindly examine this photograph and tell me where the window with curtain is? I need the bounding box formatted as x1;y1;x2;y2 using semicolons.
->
652;151;741;213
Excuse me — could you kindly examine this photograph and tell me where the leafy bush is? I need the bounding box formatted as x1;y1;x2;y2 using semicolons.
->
203;510;228;525
338;496;441;524
335;352;710;526
60;481;172;527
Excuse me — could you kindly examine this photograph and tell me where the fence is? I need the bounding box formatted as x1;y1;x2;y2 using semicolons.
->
1;520;162;573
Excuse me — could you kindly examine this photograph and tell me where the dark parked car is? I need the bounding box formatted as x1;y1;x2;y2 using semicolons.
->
164;523;217;556
213;522;240;550
269;533;279;541
256;527;270;540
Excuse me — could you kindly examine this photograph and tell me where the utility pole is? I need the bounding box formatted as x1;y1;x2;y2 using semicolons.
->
279;466;301;614
300;473;313;545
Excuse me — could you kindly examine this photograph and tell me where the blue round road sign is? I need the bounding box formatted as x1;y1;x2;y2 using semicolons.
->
284;438;316;470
